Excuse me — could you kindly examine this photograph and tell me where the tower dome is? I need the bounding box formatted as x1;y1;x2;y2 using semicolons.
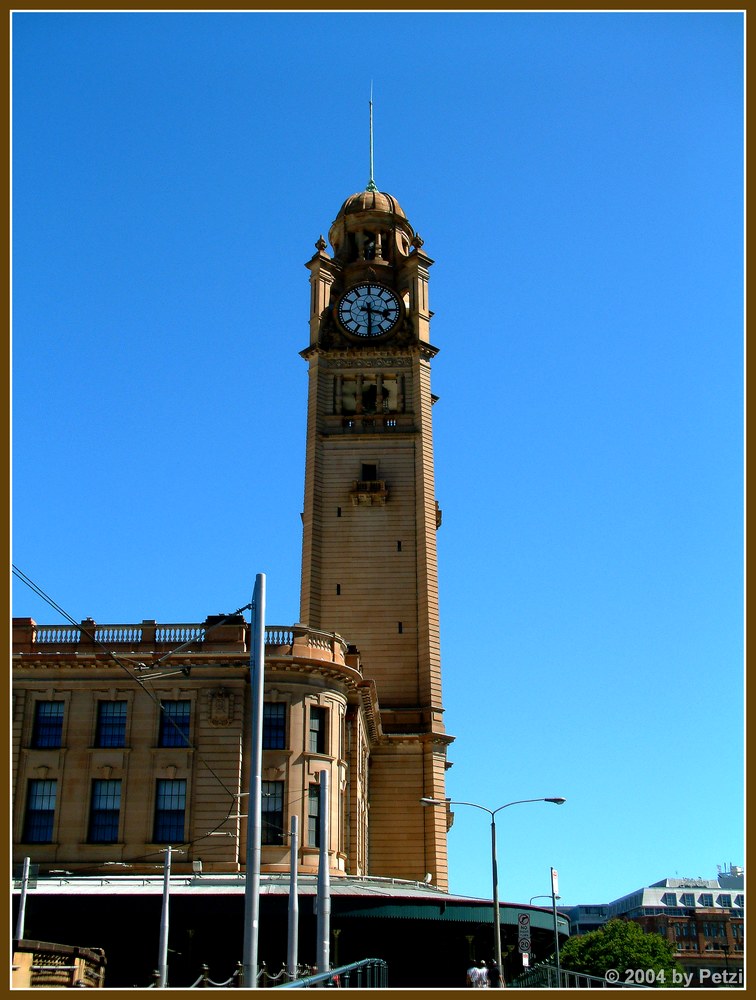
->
328;187;415;263
338;189;407;219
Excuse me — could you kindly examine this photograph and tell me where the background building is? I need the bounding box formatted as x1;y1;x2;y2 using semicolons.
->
562;866;744;983
560;903;609;936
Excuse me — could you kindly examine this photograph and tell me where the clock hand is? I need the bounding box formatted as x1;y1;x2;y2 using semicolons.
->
364;300;373;336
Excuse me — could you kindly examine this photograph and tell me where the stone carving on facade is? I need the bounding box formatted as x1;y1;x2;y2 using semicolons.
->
326;356;412;370
263;765;285;781
209;687;233;727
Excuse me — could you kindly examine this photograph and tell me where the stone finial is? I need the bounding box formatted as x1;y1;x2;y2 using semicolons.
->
411;232;425;250
315;235;328;252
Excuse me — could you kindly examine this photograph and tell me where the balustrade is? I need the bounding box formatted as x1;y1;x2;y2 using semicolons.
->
18;620;352;667
155;626;205;644
35;626;81;644
265;627;293;647
94;626;143;645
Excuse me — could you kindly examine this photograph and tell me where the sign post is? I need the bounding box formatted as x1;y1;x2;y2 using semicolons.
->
517;911;531;964
551;867;561;988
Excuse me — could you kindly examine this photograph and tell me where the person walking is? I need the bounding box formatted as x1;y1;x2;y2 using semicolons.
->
467;959;489;987
488;960;502;989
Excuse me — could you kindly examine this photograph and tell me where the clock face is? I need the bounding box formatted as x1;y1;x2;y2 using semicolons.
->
337;283;401;338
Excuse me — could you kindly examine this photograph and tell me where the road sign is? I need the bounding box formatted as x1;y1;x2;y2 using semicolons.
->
517;912;531;954
551;867;559;896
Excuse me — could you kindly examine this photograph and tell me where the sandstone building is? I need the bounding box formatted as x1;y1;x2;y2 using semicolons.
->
13;185;451;889
12;183;507;986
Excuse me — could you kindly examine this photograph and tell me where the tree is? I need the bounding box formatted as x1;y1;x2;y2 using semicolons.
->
559;918;681;987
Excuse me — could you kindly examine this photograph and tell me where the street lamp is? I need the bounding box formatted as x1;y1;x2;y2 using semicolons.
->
421;796;566;986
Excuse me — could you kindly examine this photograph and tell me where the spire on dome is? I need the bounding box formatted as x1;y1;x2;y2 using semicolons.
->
366;83;378;193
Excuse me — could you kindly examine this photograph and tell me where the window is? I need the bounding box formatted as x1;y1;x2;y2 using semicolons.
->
262;781;284;845
702;922;726;939
717;894;732;908
88;779;122;843
699;893;714;908
735;894;744;908
308;784;320;847
153;779;186;843
361;463;377;481
32;701;64;748
309;707;328;754
263;703;286;750
662;892;677;907
159;701;191;747
681;893;695;908
95;701;127;747
23;779;57;843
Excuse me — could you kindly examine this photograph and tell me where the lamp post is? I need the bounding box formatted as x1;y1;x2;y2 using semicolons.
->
421;796;566;986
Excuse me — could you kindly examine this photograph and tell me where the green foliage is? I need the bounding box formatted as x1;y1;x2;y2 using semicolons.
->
559;919;681;987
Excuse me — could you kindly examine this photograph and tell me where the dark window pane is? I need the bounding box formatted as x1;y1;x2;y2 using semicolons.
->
308;785;320;848
32;702;64;748
261;780;284;845
309;707;327;754
159;701;191;747
88;779;121;843
263;703;286;750
153;779;186;843
23;779;57;843
95;701;127;748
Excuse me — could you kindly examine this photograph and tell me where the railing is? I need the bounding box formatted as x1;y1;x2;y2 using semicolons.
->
35;626;81;644
155;625;204;644
510;964;651;989
351;480;387;493
275;958;388;989
22;622;348;657
266;626;294;646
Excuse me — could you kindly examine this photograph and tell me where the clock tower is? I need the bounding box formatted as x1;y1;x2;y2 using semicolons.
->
300;184;453;887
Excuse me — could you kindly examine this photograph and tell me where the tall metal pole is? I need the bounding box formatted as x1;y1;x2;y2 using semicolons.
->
316;769;330;975
243;573;266;988
157;846;172;988
287;814;299;980
491;819;503;986
551;867;561;987
14;856;30;940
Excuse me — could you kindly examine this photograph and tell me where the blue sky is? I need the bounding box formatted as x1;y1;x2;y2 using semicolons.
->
12;11;743;908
